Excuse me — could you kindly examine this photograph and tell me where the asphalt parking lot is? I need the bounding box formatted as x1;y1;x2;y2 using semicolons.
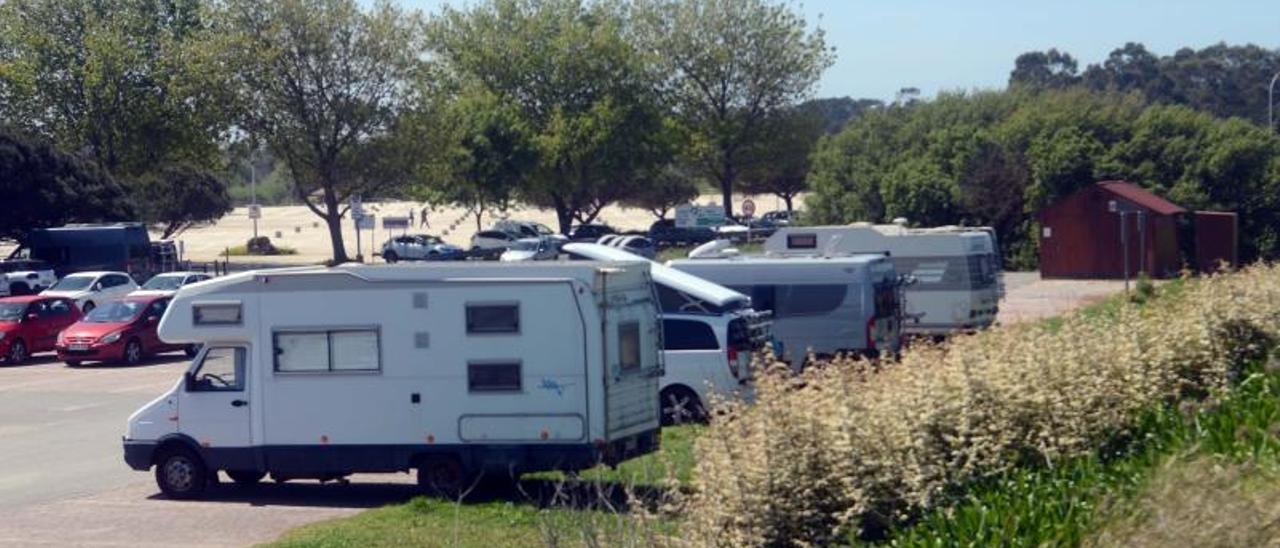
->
0;354;419;548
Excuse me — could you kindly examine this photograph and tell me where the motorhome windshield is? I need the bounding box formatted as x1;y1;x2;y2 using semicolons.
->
0;303;25;321
141;275;185;290
85;301;144;323
50;276;95;291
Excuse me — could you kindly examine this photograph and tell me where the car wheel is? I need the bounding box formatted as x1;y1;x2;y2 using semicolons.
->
82;301;96;313
417;455;473;499
122;339;143;365
226;470;266;485
155;445;208;499
384;250;399;263
6;338;28;364
660;386;705;427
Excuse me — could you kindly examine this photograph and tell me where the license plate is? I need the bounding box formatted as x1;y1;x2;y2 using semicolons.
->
69;344;89;351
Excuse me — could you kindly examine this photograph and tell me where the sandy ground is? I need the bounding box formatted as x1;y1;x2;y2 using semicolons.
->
170;194;789;265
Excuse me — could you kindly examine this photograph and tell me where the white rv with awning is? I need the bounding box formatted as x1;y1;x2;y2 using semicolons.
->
123;262;663;499
764;223;1002;335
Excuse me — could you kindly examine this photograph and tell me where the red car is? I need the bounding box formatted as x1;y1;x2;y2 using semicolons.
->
0;295;82;364
56;295;194;366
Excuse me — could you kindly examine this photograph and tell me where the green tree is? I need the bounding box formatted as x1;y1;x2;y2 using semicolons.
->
0;129;134;242
739;104;826;213
134;165;233;239
428;0;672;234
0;0;225;176
213;0;425;262
636;0;833;218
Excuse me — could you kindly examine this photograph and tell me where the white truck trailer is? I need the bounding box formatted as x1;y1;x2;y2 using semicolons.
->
123;262;664;499
765;223;1002;335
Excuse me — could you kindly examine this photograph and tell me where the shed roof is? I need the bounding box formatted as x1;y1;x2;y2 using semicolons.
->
1096;181;1186;216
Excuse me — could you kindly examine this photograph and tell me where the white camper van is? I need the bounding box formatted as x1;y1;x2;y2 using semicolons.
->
765;223;1001;335
123;262;664;499
669;254;901;365
563;243;770;426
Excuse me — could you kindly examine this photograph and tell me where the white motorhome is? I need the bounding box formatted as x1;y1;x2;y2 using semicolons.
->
123;262;664;499
669;253;902;365
765;223;1001;335
563;244;770;426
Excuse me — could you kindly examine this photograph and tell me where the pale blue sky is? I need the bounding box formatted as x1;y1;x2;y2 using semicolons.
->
392;0;1280;101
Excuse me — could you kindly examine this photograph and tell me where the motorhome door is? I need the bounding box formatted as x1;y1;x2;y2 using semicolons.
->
179;346;252;449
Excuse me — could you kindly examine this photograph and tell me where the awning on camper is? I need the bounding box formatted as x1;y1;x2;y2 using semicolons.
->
562;243;749;309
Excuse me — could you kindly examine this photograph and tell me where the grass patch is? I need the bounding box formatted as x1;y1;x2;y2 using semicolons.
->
264;425;699;547
872;367;1280;547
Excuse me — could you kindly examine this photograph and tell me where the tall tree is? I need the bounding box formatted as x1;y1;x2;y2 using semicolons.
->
134;165;234;239
636;0;833;218
428;0;672;234
739;103;826;213
212;0;425;262
0;0;225;176
0;129;134;242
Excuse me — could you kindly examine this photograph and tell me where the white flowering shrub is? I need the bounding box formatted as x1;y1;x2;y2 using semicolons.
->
680;265;1280;546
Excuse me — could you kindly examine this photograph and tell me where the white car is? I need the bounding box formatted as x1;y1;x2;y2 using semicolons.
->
0;259;58;296
40;271;139;313
130;272;213;297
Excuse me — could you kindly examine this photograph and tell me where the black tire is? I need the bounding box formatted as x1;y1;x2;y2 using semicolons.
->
383;250;399;263
184;344;200;358
155;446;208;499
65;360;82;367
6;338;28;364
122;339;143;365
81;301;96;314
226;470;265;485
417;456;473;499
660;386;705;427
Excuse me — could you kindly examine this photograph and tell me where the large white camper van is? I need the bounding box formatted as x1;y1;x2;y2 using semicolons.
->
123;262;664;498
669;254;901;365
564;244;771;425
765;223;1001;335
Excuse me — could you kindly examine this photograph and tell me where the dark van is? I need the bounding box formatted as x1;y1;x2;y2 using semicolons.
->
16;224;153;278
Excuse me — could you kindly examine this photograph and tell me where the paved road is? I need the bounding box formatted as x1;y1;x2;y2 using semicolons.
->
0;273;1127;547
0;355;418;548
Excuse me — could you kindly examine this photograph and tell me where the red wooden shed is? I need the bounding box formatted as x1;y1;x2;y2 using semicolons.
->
1037;181;1186;279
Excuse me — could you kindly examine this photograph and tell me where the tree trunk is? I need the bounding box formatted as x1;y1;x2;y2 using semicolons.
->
321;187;348;263
719;166;735;218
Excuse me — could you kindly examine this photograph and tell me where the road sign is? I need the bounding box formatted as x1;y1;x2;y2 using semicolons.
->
382;216;409;230
247;204;262;220
741;199;756;217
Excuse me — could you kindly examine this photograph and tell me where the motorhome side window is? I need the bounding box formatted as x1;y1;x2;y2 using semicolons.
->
189;347;245;392
619;321;641;371
468;361;521;392
193;303;242;326
274;329;381;373
466;303;519;334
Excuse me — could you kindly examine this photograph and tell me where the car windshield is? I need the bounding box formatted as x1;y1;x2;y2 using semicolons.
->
84;301;145;323
141;275;186;290
0;303;26;321
50;276;95;291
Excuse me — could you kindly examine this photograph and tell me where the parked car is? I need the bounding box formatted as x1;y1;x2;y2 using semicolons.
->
40;271;139;313
570;224;618;242
381;234;465;263
131;272;213;297
493;219;569;246
648;219;717;247
56;295;193;366
0;259;58;296
0;295;81;364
